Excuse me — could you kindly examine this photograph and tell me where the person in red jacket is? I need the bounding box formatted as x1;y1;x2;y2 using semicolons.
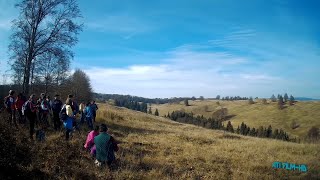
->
15;93;26;124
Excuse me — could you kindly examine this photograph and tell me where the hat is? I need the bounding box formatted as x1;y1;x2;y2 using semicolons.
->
9;90;15;95
68;94;73;98
54;94;60;97
100;124;108;132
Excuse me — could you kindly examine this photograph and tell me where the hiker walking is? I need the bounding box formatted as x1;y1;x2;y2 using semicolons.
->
79;102;85;124
36;93;45;127
84;102;94;130
4;90;17;127
94;124;119;167
24;94;38;140
91;100;98;122
15;93;26;124
51;94;63;131
40;94;50;127
61;98;76;140
66;94;76;112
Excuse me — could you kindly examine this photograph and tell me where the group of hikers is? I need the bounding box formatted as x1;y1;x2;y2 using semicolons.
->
2;90;118;167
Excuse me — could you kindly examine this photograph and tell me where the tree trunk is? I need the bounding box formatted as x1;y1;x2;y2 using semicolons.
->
23;53;33;95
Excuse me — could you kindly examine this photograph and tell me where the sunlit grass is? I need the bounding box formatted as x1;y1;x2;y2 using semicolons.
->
94;104;319;179
2;102;319;179
151;100;320;138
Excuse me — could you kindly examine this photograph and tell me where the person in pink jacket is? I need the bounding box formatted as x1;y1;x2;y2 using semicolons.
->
84;125;100;152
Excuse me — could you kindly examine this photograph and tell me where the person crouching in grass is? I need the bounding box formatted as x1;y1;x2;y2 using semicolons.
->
94;124;119;167
84;125;100;156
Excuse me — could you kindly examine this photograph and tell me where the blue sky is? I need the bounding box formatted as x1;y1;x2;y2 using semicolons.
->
0;0;320;98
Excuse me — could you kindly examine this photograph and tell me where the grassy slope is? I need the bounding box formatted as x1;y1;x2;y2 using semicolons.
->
1;104;319;179
97;104;320;179
151;100;320;138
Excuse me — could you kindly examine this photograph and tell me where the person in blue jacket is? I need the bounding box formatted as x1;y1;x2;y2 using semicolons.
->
84;102;94;130
61;99;74;140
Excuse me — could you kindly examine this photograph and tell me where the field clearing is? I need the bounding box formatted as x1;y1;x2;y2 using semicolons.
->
151;100;320;138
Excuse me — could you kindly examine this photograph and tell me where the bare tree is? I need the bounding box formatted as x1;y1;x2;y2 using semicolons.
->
8;0;82;95
62;69;92;102
33;52;70;93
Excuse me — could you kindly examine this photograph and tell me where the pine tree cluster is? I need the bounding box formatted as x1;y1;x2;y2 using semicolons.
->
235;122;293;141
168;111;224;130
114;99;148;113
221;96;249;101
167;111;296;142
94;93;196;105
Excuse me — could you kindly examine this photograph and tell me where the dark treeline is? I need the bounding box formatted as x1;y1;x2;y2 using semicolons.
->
235;122;293;141
94;93;202;105
167;111;224;129
166;110;297;143
114;99;148;113
219;96;249;101
0;69;93;104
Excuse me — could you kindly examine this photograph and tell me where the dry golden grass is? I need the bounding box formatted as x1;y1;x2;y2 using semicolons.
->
1;103;319;179
151;100;320;138
95;104;319;179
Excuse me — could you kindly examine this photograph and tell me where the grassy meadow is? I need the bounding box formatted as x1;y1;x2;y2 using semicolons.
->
151;100;320;139
1;103;319;179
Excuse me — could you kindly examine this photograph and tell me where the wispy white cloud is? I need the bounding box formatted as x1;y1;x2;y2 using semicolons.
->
78;25;320;98
81;44;285;98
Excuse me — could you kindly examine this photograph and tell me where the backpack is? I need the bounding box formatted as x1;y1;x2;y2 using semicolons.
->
52;100;62;112
41;100;49;111
66;105;73;117
59;105;67;121
4;96;14;109
22;101;31;116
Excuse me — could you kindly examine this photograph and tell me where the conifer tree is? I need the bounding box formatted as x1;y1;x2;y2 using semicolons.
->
248;97;254;104
249;128;256;136
184;99;189;106
273;129;279;139
226;121;234;133
278;95;284;109
284;93;289;102
289;95;295;105
257;126;264;137
271;94;277;102
262;98;267;104
266;125;272;138
155;108;159;116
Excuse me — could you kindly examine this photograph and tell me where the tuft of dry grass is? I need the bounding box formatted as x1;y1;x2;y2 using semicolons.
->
1;103;319;179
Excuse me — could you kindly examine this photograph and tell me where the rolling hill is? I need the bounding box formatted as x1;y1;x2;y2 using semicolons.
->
0;103;319;179
151;100;320;139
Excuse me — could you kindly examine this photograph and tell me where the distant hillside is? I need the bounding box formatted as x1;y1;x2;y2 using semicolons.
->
93;93;195;104
151;100;320;139
1;104;319;179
